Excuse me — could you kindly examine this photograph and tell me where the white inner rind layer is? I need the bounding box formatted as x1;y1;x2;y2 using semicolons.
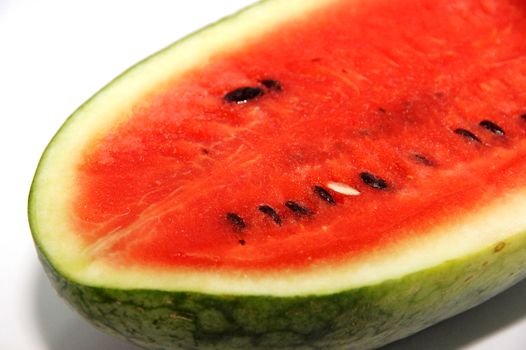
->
29;0;526;296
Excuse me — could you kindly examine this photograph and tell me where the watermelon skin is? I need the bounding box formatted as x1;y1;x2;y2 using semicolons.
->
37;231;526;350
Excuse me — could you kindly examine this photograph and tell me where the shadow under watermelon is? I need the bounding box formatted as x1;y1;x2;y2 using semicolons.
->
382;278;526;350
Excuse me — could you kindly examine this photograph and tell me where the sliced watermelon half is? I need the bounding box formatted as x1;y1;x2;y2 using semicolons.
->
29;0;526;349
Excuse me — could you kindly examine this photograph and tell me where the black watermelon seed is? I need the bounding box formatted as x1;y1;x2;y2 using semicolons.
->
226;213;246;231
521;114;526;121
285;201;312;216
479;120;505;136
412;153;433;166
224;86;264;104
258;205;282;225
313;186;336;205
238;239;246;246
454;128;481;143
260;79;282;91
360;172;389;190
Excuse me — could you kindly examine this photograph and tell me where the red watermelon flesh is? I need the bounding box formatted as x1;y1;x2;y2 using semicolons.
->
75;0;526;270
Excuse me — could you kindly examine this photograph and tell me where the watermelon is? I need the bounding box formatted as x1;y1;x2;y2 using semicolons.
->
28;0;526;349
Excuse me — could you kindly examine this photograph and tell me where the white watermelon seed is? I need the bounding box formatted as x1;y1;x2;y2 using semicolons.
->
327;182;361;196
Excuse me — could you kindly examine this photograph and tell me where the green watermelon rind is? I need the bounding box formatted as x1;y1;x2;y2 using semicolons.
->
37;231;526;350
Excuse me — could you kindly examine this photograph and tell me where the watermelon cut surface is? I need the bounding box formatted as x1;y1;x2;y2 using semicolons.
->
29;0;526;349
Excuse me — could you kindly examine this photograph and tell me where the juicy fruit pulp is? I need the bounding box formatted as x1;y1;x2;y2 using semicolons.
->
75;0;526;270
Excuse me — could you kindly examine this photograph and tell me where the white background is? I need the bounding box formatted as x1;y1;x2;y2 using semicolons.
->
1;1;526;349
